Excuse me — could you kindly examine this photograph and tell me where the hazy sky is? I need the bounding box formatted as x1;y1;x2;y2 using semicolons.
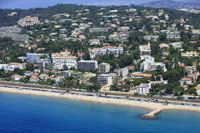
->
0;0;198;9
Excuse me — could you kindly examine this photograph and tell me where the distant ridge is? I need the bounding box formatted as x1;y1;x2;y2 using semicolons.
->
140;0;200;9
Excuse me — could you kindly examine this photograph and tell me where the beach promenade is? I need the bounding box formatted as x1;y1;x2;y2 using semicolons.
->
1;86;200;118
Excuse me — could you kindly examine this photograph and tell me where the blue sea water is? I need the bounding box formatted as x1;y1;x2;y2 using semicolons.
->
0;92;200;133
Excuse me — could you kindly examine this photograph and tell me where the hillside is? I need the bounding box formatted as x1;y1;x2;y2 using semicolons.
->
140;0;200;9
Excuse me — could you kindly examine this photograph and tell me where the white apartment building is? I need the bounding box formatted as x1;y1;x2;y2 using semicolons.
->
195;84;200;95
169;42;183;49
89;45;124;59
52;50;77;70
109;33;129;41
139;42;151;55
18;16;40;27
130;83;151;95
0;64;8;70
166;31;181;39
150;62;167;72
98;74;113;86
181;51;199;57
90;28;108;33
118;67;129;77
143;35;159;41
192;29;200;37
137;83;151;95
118;26;130;32
140;56;167;72
140;55;155;62
0;63;25;71
89;39;100;45
98;63;110;73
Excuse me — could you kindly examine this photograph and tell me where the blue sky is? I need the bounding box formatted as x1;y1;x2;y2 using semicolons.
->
0;0;197;9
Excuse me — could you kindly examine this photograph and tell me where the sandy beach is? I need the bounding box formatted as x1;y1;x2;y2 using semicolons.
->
1;87;200;117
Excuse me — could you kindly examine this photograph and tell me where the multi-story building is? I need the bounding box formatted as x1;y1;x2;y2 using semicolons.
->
192;29;200;37
185;66;197;74
195;84;200;95
97;74;113;86
0;63;25;71
159;43;169;50
118;26;130;32
150;62;167;72
26;53;51;69
52;50;77;70
98;63;110;73
139;42;151;55
140;55;155;62
90;28;108;33
169;42;183;49
18;16;40;27
143;35;159;41
89;45;124;59
166;31;181;39
130;83;151;95
89;39;100;45
181;51;199;57
77;60;98;71
141;61;167;72
117;67;129;77
0;64;8;70
8;62;25;71
26;53;50;63
109;33;129;41
140;55;167;72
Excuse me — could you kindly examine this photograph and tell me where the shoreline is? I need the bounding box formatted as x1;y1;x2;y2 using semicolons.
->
1;87;200;118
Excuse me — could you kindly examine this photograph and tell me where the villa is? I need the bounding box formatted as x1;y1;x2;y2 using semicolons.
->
180;78;193;86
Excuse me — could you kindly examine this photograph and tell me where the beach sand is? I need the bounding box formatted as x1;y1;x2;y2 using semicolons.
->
1;87;200;117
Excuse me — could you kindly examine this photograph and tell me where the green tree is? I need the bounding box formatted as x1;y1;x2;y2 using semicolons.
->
187;88;197;96
26;63;34;71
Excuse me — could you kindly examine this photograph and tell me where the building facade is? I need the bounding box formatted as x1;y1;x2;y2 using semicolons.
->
130;83;151;95
18;16;40;27
98;74;113;86
52;50;77;70
98;63;110;73
89;45;124;59
26;53;50;63
139;42;151;55
77;60;98;71
117;67;129;77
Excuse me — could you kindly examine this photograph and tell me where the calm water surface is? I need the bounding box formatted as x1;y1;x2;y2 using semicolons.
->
0;92;200;133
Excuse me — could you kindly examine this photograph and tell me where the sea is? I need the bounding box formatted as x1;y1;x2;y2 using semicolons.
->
0;0;197;9
0;92;200;133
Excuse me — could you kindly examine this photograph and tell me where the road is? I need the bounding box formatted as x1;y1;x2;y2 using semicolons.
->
1;84;200;108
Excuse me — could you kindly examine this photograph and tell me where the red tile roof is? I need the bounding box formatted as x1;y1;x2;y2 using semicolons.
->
181;78;191;81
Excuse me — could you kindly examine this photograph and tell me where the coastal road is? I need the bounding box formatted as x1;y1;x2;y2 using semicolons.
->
1;84;200;108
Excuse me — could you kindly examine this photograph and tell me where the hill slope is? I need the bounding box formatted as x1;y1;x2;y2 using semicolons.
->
140;0;200;9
